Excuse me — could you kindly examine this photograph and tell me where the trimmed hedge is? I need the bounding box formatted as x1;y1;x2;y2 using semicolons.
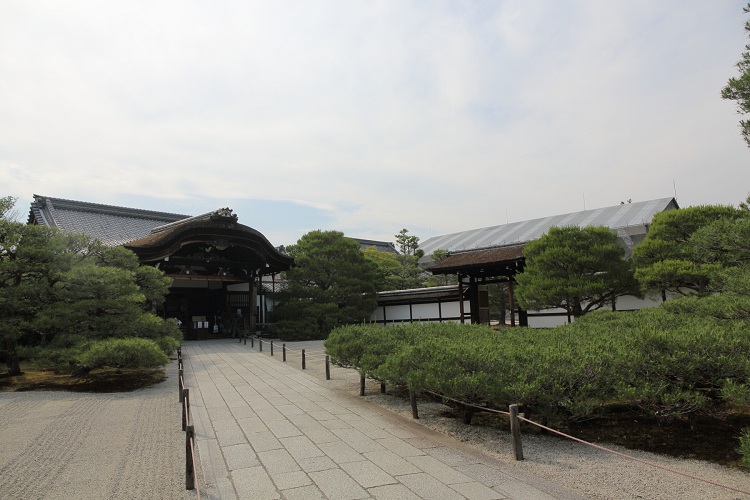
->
79;338;169;369
325;297;750;423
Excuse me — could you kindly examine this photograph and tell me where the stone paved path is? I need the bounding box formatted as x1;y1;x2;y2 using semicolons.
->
183;339;588;500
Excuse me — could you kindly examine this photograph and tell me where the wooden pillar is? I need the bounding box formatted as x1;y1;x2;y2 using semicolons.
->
508;280;516;327
469;276;479;325
249;274;257;333
458;273;465;324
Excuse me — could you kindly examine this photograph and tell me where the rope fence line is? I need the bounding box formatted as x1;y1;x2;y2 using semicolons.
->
177;347;201;499
422;389;750;497
234;338;749;495
244;336;332;379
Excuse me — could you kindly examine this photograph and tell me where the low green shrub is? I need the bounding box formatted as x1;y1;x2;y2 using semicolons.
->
153;335;181;356
327;295;750;424
79;338;169;369
737;428;750;469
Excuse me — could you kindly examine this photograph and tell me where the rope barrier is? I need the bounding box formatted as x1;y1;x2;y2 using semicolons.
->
422;390;750;496
423;390;510;415
516;415;750;497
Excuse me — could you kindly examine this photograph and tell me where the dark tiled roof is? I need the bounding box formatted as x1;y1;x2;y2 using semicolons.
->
376;285;461;305
28;195;189;246
432;243;526;273
351;238;399;254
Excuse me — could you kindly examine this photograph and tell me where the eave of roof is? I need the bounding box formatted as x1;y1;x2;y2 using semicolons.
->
431;243;526;275
376;285;462;304
124;215;294;273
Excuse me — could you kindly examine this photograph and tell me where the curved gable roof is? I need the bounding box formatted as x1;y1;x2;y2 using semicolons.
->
124;213;293;274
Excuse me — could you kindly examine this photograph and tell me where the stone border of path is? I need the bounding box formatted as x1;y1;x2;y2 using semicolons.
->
182;340;588;500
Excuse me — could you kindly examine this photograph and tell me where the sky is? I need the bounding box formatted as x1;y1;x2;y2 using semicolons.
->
2;1;750;247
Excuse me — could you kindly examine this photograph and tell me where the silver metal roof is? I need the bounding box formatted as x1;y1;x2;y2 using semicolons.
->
419;198;678;256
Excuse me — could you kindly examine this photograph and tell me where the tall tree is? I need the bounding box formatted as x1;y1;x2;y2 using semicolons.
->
632;205;741;300
362;247;412;291
722;3;750;147
273;230;379;339
515;226;640;321
395;229;422;256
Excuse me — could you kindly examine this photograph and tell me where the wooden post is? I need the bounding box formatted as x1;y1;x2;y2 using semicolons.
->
244;332;246;345
302;349;306;369
179;369;184;402
410;390;419;419
509;404;524;460
182;388;189;431
283;344;286;362
360;375;365;396
259;337;262;352
185;424;195;490
381;382;386;394
271;341;274;356
458;274;465;324
325;355;330;380
508;281;516;327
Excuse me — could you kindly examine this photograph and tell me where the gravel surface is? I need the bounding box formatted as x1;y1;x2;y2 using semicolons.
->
0;360;202;500
260;338;750;500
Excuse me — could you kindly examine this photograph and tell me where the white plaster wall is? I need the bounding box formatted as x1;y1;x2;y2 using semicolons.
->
527;315;570;328
411;303;438;320
616;294;661;310
386;304;412;321
369;300;470;323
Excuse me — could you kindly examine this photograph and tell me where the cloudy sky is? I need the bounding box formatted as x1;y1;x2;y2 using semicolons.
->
2;1;749;246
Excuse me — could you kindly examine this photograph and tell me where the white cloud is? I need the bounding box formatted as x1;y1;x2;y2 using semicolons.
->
1;1;749;245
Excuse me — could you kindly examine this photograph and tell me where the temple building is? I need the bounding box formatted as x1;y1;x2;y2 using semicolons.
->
27;195;293;340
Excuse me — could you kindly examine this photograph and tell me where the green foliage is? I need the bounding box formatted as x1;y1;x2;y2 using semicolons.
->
327;295;750;424
324;323;416;380
632;205;742;298
691;216;750;267
0;195;179;374
722;4;750;147
515;226;639;318
737;428;750;469
426;249;458;286
362;247;409;291
363;234;428;291
395;229;422;257
79;338;169;369
272;230;379;340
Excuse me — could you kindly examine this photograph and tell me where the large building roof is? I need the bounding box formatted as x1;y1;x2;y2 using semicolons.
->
419;197;678;257
28;195;189;246
350;238;399;254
